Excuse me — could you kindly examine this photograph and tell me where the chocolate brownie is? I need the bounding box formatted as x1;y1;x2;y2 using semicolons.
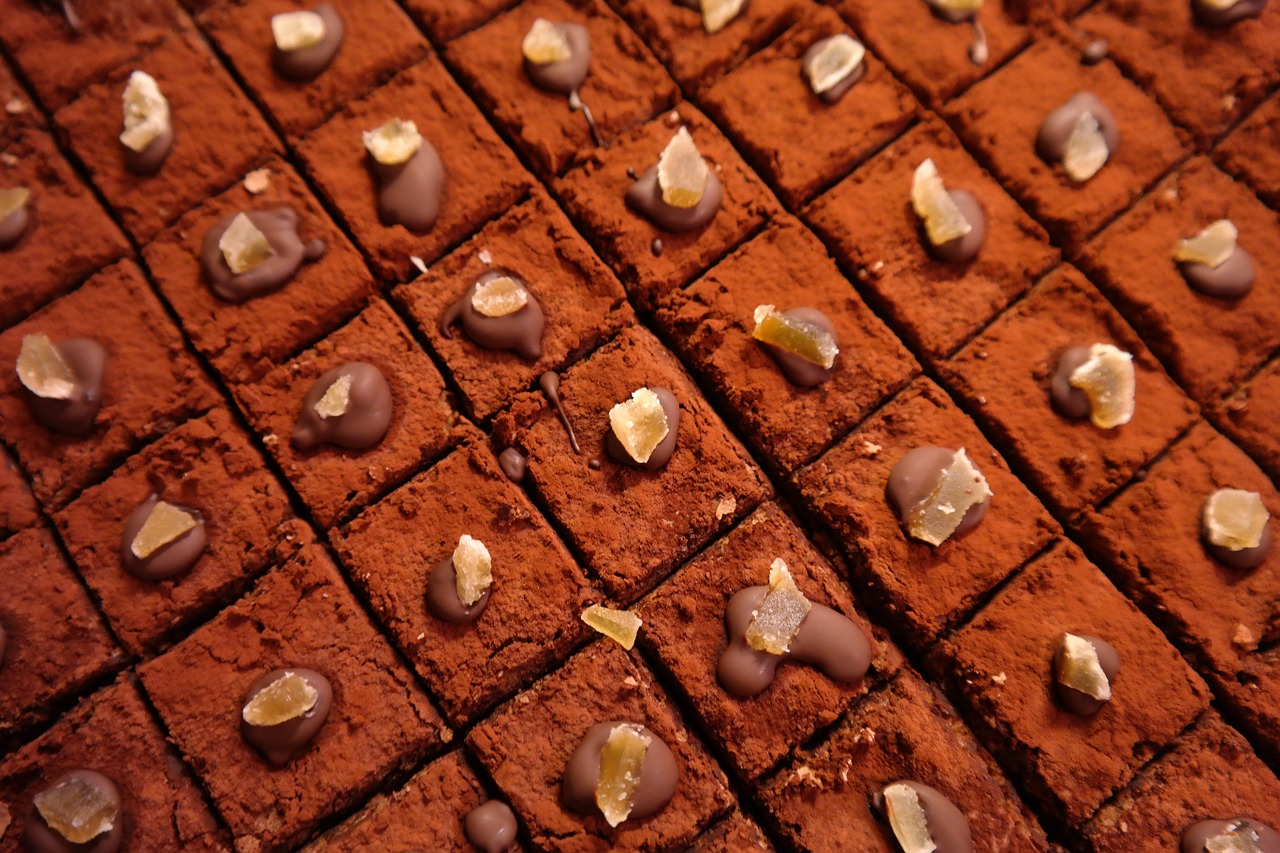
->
0;448;39;540
1214;91;1280;209
1211;356;1280;482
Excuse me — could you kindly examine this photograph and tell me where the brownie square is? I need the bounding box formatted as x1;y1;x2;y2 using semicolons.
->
1082;714;1280;852
0;129;130;331
196;0;429;140
937;265;1199;520
1079;157;1280;405
639;501;899;780
805;117;1056;360
234;298;461;529
0;449;38;540
333;435;598;725
0;676;227;851
792;377;1058;645
0;525;122;744
296;56;535;283
446;0;680;179
942;37;1189;247
53;409;295;655
401;0;519;43
0;259;219;510
144;159;376;385
1078;0;1280;145
1214;92;1280;209
139;540;445;852
758;670;1049;852
53;30;281;245
554;104;779;310
493;325;770;602
1211;356;1280;482
467;641;734;851
654;215;918;476
395;188;635;422
698;5;919;209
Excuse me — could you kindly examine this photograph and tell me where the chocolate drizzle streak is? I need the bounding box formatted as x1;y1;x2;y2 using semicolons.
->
539;371;580;454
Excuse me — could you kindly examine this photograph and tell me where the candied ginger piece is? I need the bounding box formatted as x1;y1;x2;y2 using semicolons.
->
1062;112;1109;182
882;783;937;853
804;34;865;95
657;127;710;210
581;605;642;650
472;275;529;318
595;724;651;828
609;388;670;465
1174;219;1238;269
0;186;30;219
700;0;747;33
271;10;325;51
16;334;77;400
453;534;493;607
907;449;992;546
131;501;198;559
752;305;838;368
362;118;422;166
1057;633;1111;701
911;159;971;246
220;213;272;274
522;18;572;65
1204;488;1269;551
314;373;352;419
927;0;984;11
119;71;170;153
745;558;812;655
1069;343;1135;429
242;671;319;726
33;778;117;845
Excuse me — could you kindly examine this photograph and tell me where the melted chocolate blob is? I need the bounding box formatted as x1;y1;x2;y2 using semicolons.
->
886;446;991;538
273;4;344;82
370;140;445;233
0;203;32;250
561;721;679;822
1180;246;1256;300
1037;93;1120;169
651;237;664;256
200;207;327;303
23;769;123;853
240;668;332;767
717;585;871;697
123;125;173;176
758;307;838;387
1050;346;1092;420
871;780;973;853
1052;633;1120;716
1203;515;1273;570
625;165;724;233
441;270;545;361
925;189;986;263
801;37;866;105
24;338;106;437
498;447;527;483
605;387;680;470
540;371;581;454
524;22;590;94
1182;818;1280;853
292;361;393;452
426;554;491;624
1192;0;1267;26
464;800;518;853
119;494;207;581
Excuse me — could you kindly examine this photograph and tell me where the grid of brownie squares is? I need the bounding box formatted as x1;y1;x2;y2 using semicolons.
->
1214;92;1280;209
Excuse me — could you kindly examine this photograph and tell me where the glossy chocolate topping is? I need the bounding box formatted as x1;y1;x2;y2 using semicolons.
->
1052;633;1120;716
23;770;123;853
872;780;973;853
426;554;491;624
625;165;724;234
370;140;445;233
0;204;31;250
925;189;986;263
240;668;332;767
1050;346;1093;420
1182;818;1280;853
561;721;679;822
886;446;991;538
440;270;545;361
24;339;107;437
119;494;207;581
122;125;173;176
464;800;518;853
759;307;838;387
801;38;866;105
524;22;590;95
273;3;344;82
1192;0;1267;26
605;387;680;470
1180;245;1256;300
498;447;528;483
1036;92;1119;168
540;371;581;454
1203;514;1273;570
292;361;394;452
200;207;327;303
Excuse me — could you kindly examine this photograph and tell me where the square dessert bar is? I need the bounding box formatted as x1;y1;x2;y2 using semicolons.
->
805;116;1057;360
53;408;295;655
333;434;598;726
0;129;130;331
296;55;535;284
792;377;1058;646
139;540;446;853
0;676;228;851
395;188;635;422
0;449;39;540
1211;357;1280;483
492;325;769;602
467;641;734;851
0;525;122;745
446;0;680;179
196;0;429;141
402;0;520;43
0;259;219;510
1214;92;1280;209
1081;157;1280;405
553;103;780;311
234;298;461;529
53;30;281;245
759;670;1050;852
938;264;1198;521
639;501;900;781
653;215;919;476
144;158;376;385
931;541;1211;827
942;37;1188;248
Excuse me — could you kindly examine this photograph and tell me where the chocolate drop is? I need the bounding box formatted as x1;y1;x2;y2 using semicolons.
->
588;458;601;469
758;307;838;387
871;780;973;853
292;361;393;452
1036;93;1120;168
886;446;991;538
605;387;680;470
1203;517;1272;570
498;447;527;483
925;190;986;263
1192;0;1267;26
119;494;207;581
441;270;545;361
1179;245;1256;300
0;203;31;250
240;668;332;767
200;207;327;303
23;770;123;853
273;4;344;82
651;237;664;256
540;371;581;454
524;22;590;95
561;721;679;823
1050;346;1093;421
801;38;867;105
24;338;107;437
370;140;445;233
122;125;173;176
464;800;518;853
1182;818;1280;853
426;554;491;624
625;165;723;234
1052;633;1120;716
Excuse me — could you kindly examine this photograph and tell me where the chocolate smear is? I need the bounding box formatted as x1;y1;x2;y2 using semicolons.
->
370;140;445;233
120;494;207;581
1182;818;1280;853
561;721;678;822
925;190;986;263
540;371;581;454
0;204;30;250
441;270;545;360
625;165;723;234
1050;346;1092;420
886;446;990;538
1192;0;1267;27
871;780;973;853
23;769;123;853
200;207;326;303
606;387;680;470
23;338;106;437
274;4;344;82
123;124;173;176
498;447;527;483
1036;92;1119;168
464;800;518;853
1053;633;1120;716
426;553;492;624
1180;245;1256;300
240;668;332;767
292;361;393;452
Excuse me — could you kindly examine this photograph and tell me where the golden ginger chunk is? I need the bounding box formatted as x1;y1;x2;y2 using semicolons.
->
314;373;352;419
471;275;529;318
581;605;642;650
1204;488;1269;551
362;118;422;166
453;534;493;607
657;127;710;210
609;388;670;465
1062;112;1109;182
907;449;992;546
271;10;326;51
804;34;865;96
911;158;972;246
33;778;117;845
16;334;76;400
219;213;273;274
700;0;747;33
242;671;319;726
119;71;170;153
882;782;937;853
1069;343;1135;429
1057;633;1111;701
595;724;651;828
0;186;30;219
522;18;572;65
1174;219;1238;269
752;305;838;368
745;558;812;655
131;501;198;559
